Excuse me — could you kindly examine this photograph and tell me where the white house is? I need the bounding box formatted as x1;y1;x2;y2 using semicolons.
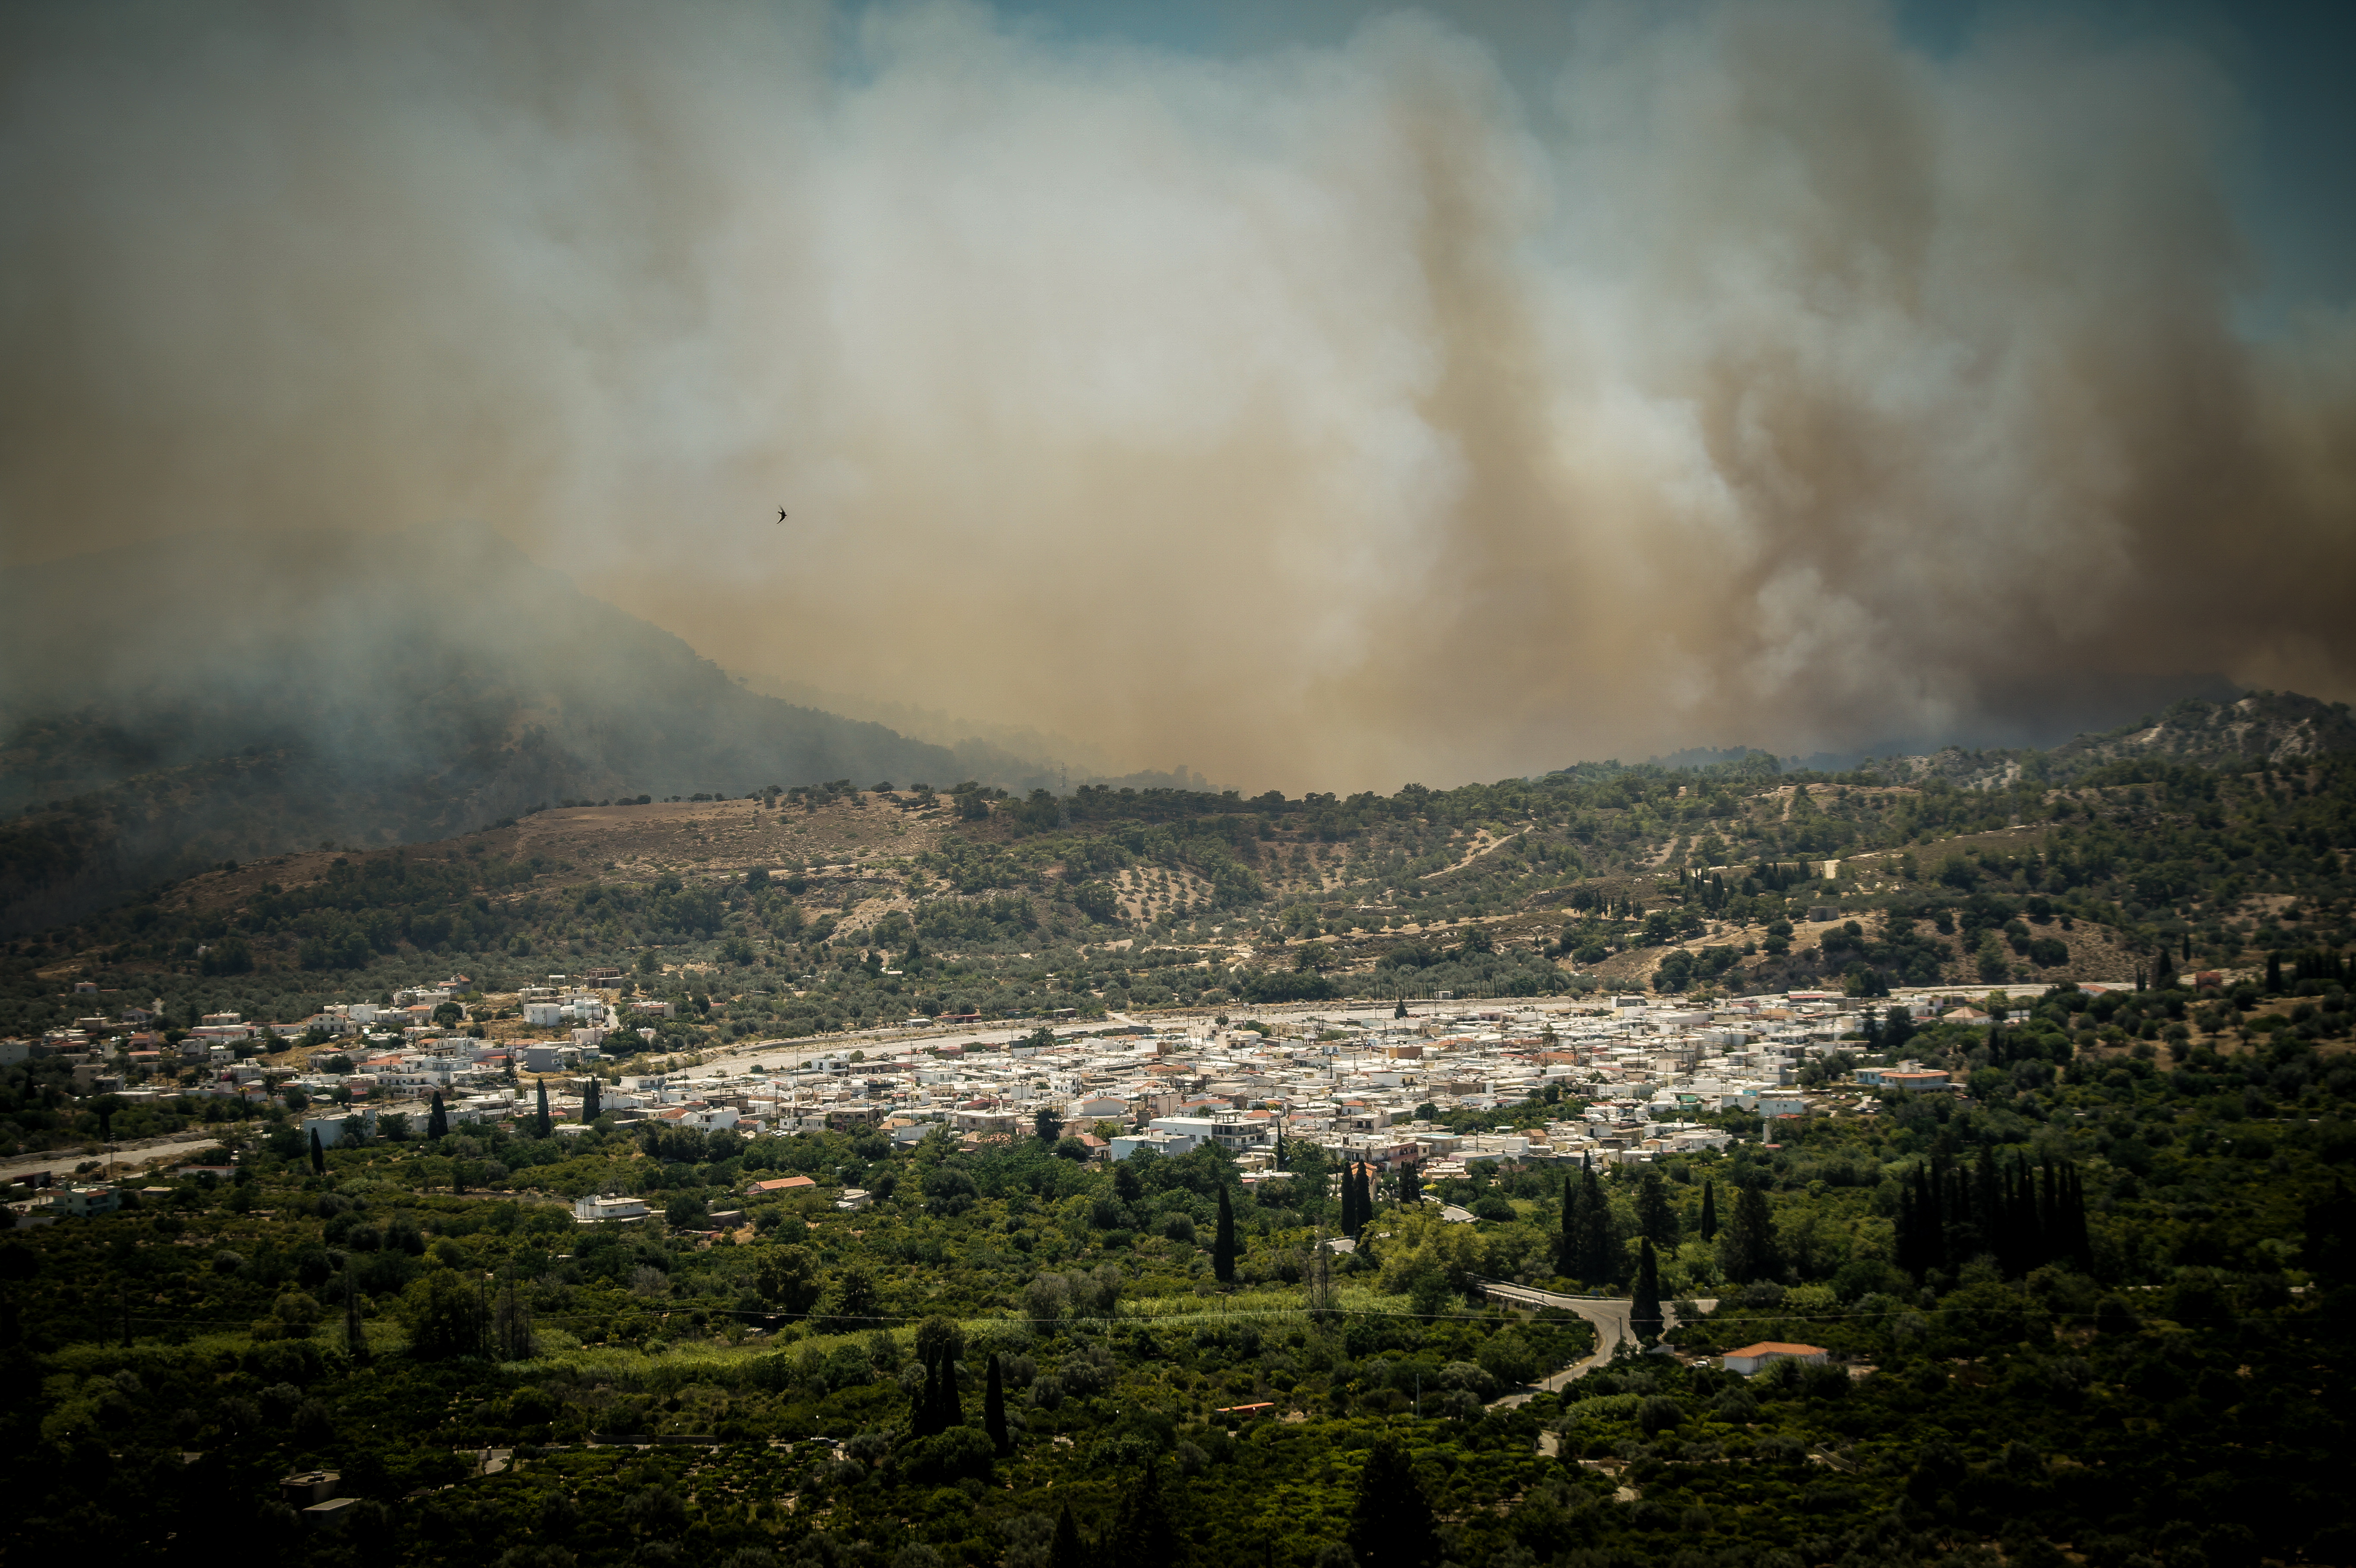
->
1722;1341;1828;1375
301;1108;378;1149
573;1194;650;1223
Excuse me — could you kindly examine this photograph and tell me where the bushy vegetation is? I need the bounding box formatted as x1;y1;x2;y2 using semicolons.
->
10;743;2356;1050
5;1007;2353;1567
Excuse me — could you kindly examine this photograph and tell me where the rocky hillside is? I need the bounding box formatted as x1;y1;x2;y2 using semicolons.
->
1872;691;2356;791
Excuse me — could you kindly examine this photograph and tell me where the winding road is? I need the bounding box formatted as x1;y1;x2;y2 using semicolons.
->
1479;1281;1718;1410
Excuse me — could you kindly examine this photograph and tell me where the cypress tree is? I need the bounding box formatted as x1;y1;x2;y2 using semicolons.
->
1050;1504;1086;1568
1339;1163;1359;1238
913;1351;940;1437
1358;1164;1375;1232
984;1352;1010;1454
940;1346;964;1429
309;1128;326;1177
1895;1175;1918;1277
583;1078;602;1122
1577;1167;1614;1283
535;1078;553;1138
1630;1236;1663;1343
1699;1179;1718;1242
2064;1163;2093;1270
2267;950;2283;992
1558;1174;1579;1275
1112;1458;1176;1568
1637;1170;1678;1245
1346;1438;1440;1568
1913;1164;1943;1274
1968;1147;2000;1262
1721;1183;1779;1283
427;1091;449;1141
2038;1158;2060;1269
1213;1183;1237;1284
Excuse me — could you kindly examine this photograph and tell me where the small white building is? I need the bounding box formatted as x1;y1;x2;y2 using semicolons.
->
42;1185;122;1218
1722;1341;1828;1375
573;1194;650;1223
301;1108;378;1149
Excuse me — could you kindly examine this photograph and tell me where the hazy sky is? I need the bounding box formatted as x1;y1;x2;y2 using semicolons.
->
3;0;2351;791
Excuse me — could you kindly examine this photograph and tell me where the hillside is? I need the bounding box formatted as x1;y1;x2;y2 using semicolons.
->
0;527;1081;931
1870;691;2356;791
7;718;2353;1052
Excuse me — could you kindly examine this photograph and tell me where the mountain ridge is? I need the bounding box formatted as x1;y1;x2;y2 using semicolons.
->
0;525;1082;929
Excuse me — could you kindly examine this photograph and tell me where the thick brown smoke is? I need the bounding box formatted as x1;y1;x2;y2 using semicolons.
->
3;0;2351;791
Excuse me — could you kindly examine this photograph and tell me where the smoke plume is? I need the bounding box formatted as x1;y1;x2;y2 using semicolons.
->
3;0;2351;790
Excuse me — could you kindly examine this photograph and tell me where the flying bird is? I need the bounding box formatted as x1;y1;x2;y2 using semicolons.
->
776;507;788;523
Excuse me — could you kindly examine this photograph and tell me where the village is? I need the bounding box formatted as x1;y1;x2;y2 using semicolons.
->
3;967;2126;1225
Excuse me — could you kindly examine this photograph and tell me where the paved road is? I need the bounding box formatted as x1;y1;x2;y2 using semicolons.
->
1480;1282;1718;1410
0;1130;224;1187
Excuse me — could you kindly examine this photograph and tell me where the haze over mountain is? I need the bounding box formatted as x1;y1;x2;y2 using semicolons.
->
0;526;1119;926
4;510;2349;938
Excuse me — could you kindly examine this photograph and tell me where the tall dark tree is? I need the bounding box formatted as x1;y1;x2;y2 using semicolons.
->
1720;1182;1780;1283
912;1352;941;1437
1274;1123;1288;1171
1699;1179;1719;1242
938;1345;964;1429
1558;1174;1581;1276
1630;1236;1663;1343
535;1078;553;1138
984;1352;1011;1454
2267;950;2284;992
2061;1163;2093;1270
1575;1167;1616;1283
308;1128;326;1177
912;1315;964;1434
582;1078;602;1122
1213;1183;1237;1284
1341;1163;1362;1239
1896;1174;1920;1277
427;1091;449;1141
1034;1107;1063;1143
1111;1458;1177;1568
1346;1439;1440;1568
1636;1170;1678;1246
1050;1504;1087;1568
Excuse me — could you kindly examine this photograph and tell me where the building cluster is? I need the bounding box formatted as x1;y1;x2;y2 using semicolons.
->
9;969;2069;1230
0;973;666;1156
618;985;2041;1186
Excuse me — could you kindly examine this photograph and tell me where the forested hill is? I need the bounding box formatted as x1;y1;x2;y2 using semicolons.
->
0;527;1070;931
1869;691;2356;792
7;732;2354;1047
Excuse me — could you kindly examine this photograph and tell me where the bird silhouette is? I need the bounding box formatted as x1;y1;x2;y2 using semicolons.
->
776;507;788;523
